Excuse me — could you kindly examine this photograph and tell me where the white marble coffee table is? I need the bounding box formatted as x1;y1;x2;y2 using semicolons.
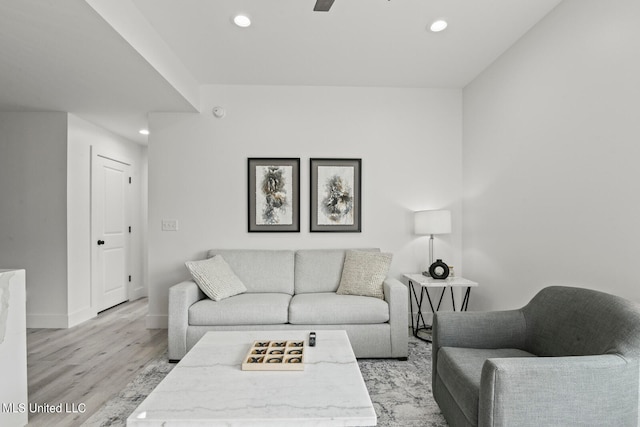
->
127;330;377;426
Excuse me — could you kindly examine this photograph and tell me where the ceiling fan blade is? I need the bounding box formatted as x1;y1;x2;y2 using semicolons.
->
314;0;335;12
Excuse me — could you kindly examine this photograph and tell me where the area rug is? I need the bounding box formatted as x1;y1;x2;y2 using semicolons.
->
82;337;447;426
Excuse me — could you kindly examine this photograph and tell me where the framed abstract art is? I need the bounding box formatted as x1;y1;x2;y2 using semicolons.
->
310;158;361;232
248;158;300;232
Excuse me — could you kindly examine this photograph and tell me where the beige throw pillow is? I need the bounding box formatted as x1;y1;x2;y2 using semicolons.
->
336;250;392;300
185;255;247;301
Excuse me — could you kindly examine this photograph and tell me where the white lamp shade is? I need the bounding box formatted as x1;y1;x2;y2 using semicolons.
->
414;210;451;235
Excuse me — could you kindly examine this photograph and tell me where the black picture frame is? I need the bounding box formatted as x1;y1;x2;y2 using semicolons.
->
248;158;300;232
310;158;361;232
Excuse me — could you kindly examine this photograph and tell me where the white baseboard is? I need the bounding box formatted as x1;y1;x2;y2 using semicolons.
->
67;306;96;328
146;314;168;329
26;314;70;329
129;286;146;301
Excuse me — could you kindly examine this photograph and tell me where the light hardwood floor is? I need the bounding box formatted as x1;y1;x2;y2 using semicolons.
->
26;298;167;427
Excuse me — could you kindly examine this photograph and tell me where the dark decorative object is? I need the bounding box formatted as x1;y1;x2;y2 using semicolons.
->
310;158;361;232
248;158;300;232
429;259;450;280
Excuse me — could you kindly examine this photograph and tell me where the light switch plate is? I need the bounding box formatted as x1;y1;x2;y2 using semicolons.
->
162;219;178;231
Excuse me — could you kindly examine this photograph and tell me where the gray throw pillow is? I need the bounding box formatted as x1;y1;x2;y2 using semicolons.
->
185;255;247;301
336;250;392;300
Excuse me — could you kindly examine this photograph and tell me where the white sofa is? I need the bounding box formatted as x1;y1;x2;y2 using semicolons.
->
168;248;409;361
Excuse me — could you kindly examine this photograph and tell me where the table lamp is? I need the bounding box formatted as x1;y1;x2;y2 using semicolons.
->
414;210;451;275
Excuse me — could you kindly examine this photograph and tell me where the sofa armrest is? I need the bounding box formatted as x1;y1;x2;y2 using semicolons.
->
168;280;205;360
384;276;409;358
479;355;639;427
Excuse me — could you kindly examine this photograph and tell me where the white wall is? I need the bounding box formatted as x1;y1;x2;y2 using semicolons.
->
0;112;69;326
67;114;147;326
0;112;147;328
147;84;463;326
462;0;640;311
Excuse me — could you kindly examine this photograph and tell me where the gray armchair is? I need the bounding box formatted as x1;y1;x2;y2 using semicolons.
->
432;286;640;427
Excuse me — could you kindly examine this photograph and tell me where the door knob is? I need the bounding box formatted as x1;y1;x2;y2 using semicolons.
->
97;240;105;245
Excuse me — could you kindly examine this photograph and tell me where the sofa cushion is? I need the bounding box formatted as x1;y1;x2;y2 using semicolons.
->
288;293;389;325
185;255;247;301
207;249;295;295
437;347;536;424
336;250;392;299
295;248;380;294
189;293;291;326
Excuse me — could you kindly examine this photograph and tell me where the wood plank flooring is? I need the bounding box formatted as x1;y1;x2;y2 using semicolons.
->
26;298;167;427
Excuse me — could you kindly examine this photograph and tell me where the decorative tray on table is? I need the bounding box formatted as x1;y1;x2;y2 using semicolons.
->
241;340;305;371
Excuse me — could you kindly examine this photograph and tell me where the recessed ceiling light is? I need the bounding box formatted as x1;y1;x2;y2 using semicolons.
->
139;129;150;135
233;14;251;28
430;19;448;32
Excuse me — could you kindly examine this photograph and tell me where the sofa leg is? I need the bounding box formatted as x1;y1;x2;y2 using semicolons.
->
397;357;408;361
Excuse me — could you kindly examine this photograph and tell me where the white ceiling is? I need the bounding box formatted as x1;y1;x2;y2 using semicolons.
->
0;0;197;144
131;0;562;88
0;0;563;144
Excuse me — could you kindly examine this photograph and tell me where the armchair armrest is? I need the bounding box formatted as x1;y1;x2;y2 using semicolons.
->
168;280;205;360
479;355;639;427
433;309;527;350
432;310;527;389
384;276;409;358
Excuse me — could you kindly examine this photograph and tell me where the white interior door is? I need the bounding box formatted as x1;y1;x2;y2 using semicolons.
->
92;153;130;312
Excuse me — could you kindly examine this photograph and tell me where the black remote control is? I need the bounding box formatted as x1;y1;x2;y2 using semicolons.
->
309;332;316;347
